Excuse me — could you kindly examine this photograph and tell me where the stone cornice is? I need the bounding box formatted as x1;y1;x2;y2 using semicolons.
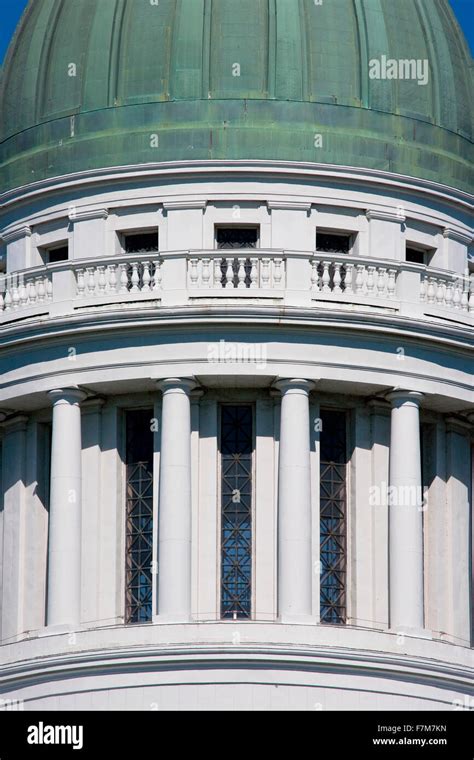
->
1;161;472;214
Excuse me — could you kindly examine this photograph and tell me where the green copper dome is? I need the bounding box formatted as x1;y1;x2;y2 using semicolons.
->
0;0;473;193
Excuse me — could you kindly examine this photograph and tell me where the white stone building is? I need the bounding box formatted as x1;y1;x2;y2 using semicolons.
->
0;0;472;710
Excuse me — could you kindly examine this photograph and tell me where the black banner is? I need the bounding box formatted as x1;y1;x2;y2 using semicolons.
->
0;711;472;757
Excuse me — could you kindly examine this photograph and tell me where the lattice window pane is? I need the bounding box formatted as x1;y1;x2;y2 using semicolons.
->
320;410;347;625
216;227;258;249
125;410;154;624
220;405;253;619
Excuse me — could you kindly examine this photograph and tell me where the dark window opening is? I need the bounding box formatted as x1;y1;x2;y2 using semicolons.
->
123;231;159;254
125;409;154;624
41;245;69;264
316;232;352;254
216;227;259;249
406;246;427;265
320;410;347;625
220;405;253;620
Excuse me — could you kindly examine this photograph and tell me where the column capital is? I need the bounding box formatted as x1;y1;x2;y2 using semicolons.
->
386;389;424;407
156;378;197;395
273;378;317;396
48;387;88;405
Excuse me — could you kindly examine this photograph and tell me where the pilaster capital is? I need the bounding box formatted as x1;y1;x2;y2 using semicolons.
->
0;225;32;244
48;387;88;405
367;397;391;414
366;209;406;224
68;207;108;223
0;413;29;433
443;227;473;246
267;200;312;213
81;396;106;414
445;415;472;436
163;200;207;211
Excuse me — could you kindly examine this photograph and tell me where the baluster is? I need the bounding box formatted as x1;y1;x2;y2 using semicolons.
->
214;258;223;288
377;267;387;299
322;262;331;292
107;265;117;293
130;263;140;292
420;276;427;302
86;267;96;296
427;277;436;304
19;274;28;307
445;281;454;310
119;264;129;293
435;280;445;306
333;262;342;293
261;258;271;289
469;276;474;314
189;258;199;288
12;275;20;309
387;269;397;299
27;278;36;305
153;260;162;291
76;269;86;298
36;277;46;304
250;258;258;289
355;265;365;294
4;277;12;310
237;258;246;289
273;258;283;288
46;277;53;301
142;262;151;291
201;258;211;288
367;266;376;296
311;259;319;292
225;258;234;289
344;263;353;295
0;290;3;313
461;272;469;312
98;266;107;295
453;279;461;310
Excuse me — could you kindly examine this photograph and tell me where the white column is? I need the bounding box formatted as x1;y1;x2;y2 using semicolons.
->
47;388;86;629
157;378;195;622
275;379;315;622
387;390;424;632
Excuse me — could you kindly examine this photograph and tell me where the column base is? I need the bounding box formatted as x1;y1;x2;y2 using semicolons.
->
152;614;192;625
37;623;78;638
278;613;315;625
389;625;433;641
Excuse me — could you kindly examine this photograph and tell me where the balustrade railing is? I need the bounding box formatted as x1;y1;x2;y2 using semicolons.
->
421;271;473;314
188;250;285;290
76;258;162;298
0;251;472;325
0;271;52;312
310;257;398;300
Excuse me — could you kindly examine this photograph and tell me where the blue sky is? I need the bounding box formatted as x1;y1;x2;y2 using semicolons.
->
0;0;473;65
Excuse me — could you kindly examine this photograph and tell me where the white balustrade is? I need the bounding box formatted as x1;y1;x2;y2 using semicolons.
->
187;252;286;290
310;256;398;301
0;272;53;313
421;271;473;313
75;258;162;299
